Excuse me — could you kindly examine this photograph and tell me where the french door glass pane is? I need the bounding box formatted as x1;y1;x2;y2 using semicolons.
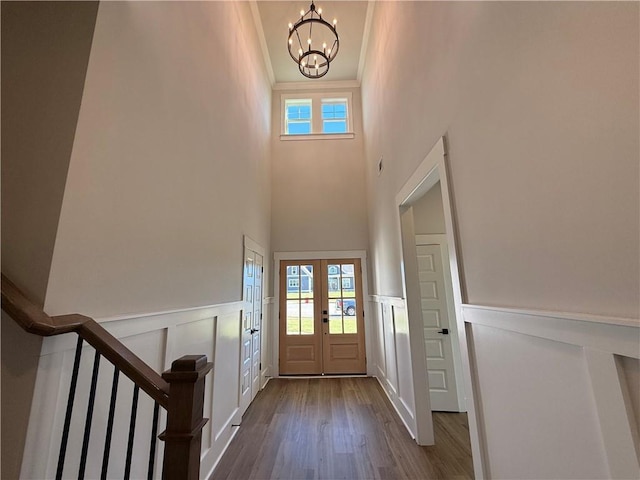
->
286;264;314;335
286;300;300;335
327;262;357;334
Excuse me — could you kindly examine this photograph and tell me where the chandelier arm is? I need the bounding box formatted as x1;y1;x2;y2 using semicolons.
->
295;28;303;54
330;38;339;59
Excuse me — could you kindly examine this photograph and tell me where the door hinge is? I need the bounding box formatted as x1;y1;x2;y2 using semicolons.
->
260;362;262;370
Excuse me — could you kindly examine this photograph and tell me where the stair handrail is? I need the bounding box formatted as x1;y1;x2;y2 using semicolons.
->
1;273;170;407
1;273;212;479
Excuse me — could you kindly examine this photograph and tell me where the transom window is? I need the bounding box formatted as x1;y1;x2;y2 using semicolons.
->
281;92;354;139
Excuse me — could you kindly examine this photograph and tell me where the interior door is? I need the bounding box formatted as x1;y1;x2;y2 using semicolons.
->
251;253;263;398
416;242;459;411
279;258;366;375
240;247;263;414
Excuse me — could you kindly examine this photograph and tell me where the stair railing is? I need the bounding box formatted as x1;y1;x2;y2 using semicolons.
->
1;274;212;480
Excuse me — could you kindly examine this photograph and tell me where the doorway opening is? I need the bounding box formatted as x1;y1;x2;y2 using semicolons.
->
395;137;483;476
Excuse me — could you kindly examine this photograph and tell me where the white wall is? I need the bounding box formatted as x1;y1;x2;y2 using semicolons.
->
361;2;639;478
12;2;273;478
44;1;272;318
270;87;368;258
362;1;638;318
412;183;445;235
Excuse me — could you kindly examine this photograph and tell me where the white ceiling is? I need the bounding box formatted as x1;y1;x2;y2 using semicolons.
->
252;1;371;86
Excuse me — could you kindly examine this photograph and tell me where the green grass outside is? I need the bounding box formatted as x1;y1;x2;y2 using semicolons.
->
287;316;357;335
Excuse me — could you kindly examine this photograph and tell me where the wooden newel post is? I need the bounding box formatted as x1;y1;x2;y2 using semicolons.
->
160;355;213;480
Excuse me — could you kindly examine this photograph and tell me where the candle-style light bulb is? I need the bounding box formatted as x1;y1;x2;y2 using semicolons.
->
300;9;305;16
327;48;332;55
307;38;312;45
318;8;322;14
301;61;306;67
288;22;293;30
298;48;303;57
333;18;337;25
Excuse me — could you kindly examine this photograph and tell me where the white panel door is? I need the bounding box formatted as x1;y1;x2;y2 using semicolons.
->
240;249;255;415
416;243;459;411
251;253;263;398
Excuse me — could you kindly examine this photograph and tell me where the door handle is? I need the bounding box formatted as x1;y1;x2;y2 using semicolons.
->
250;328;260;334
438;328;449;335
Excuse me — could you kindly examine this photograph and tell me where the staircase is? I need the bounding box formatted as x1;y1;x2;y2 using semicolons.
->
1;274;212;479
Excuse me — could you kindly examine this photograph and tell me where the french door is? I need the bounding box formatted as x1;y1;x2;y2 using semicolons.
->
279;258;366;375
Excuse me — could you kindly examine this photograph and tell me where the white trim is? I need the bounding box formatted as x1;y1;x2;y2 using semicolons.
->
203;425;241;480
375;376;417;439
275;250;367;261
584;348;640;478
244;234;266;257
357;1;375;83
43;301;245;356
462;303;639;329
91;300;243;325
395;136;486;477
462;304;640;359
370;294;405;309
248;1;275;87
273;80;360;91
273;250;372;377
280;133;355;141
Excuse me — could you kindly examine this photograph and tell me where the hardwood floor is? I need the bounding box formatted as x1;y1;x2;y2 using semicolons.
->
210;377;474;480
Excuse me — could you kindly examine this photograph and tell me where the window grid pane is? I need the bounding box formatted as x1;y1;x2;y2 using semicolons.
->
285;99;312;135
322;100;348;134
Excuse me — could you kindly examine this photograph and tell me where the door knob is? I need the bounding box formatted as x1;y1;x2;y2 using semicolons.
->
438;328;449;335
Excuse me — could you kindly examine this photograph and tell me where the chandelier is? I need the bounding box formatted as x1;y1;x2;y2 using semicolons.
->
287;1;339;79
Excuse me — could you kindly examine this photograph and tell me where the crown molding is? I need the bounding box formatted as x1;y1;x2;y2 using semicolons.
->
249;0;275;87
357;1;375;83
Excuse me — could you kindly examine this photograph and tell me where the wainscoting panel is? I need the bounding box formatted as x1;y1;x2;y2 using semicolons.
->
370;296;418;438
204;312;242;477
463;305;640;479
369;296;640;479
20;301;245;480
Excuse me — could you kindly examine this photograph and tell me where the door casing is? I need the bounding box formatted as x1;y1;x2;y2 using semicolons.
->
395;136;485;477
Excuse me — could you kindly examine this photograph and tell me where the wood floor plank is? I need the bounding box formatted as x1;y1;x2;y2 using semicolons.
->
210;378;474;480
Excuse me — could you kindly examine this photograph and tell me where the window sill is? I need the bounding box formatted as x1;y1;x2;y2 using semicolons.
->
280;133;355;141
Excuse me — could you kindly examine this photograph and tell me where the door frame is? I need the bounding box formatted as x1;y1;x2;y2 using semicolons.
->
395;137;486;477
273;250;372;377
